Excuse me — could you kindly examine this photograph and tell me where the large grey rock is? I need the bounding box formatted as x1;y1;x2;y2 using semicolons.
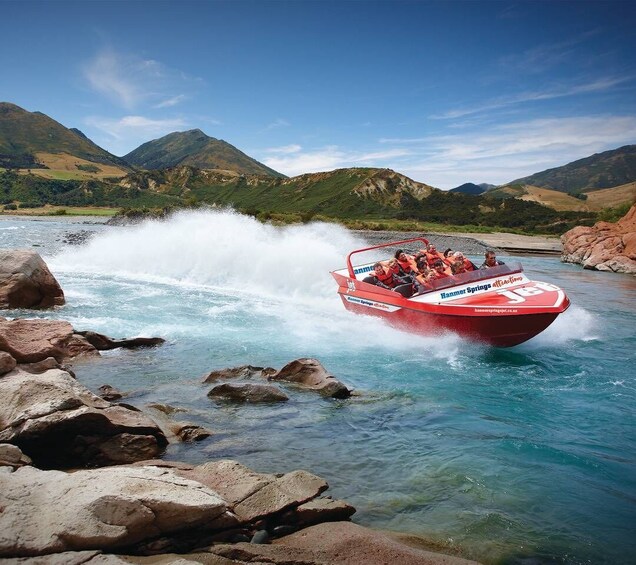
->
268;358;351;399
0;249;65;308
0;319;97;363
0;465;227;557
0;368;167;468
208;383;289;403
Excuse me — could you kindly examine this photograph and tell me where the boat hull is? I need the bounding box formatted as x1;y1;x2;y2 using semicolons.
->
338;292;561;347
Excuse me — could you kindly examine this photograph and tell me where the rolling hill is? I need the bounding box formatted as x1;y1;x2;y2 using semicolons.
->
509;144;636;193
0;102;130;177
123;129;284;177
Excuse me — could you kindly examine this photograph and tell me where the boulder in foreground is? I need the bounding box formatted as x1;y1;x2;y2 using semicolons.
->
0;249;65;308
0;367;167;468
0;464;227;557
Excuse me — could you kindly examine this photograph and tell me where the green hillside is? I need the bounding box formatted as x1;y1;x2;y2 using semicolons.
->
0;166;594;234
123;129;284;177
509;145;636;193
0;102;130;170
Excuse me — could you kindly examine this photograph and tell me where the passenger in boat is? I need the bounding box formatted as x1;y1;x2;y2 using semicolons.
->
431;259;451;279
364;262;414;297
364;262;395;289
395;250;417;274
413;256;434;291
425;243;444;266
452;251;477;271
451;259;467;275
480;249;505;269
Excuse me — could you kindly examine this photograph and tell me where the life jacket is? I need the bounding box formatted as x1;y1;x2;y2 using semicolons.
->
463;258;475;271
425;252;441;266
375;268;396;288
397;257;416;274
432;269;450;279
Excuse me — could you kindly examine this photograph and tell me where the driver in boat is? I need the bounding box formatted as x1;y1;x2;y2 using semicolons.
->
480;249;505;269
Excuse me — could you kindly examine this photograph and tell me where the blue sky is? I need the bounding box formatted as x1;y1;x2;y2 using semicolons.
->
2;0;635;188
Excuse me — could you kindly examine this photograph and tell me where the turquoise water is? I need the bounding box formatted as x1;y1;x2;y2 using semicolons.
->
1;211;635;564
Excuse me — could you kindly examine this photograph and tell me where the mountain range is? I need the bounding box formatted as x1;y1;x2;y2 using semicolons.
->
0;101;634;229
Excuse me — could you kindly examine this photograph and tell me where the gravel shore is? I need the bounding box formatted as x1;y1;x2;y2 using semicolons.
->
354;230;562;257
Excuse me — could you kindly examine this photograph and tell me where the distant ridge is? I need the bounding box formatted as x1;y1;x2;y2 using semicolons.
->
0;102;129;170
510;145;636;193
450;182;486;195
124;129;284;177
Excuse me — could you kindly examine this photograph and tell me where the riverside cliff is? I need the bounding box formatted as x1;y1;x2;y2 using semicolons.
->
561;204;636;274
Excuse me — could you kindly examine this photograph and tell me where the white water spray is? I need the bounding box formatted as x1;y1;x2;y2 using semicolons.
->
50;209;470;361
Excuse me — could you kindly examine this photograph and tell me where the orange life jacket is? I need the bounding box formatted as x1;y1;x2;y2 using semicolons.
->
397;257;416;274
375;268;396;287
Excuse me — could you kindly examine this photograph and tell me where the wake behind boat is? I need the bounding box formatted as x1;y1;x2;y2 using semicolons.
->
331;238;570;347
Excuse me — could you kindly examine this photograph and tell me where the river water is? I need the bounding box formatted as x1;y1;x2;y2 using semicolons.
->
1;210;635;565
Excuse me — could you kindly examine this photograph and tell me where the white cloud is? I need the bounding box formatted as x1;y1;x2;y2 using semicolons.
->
84;115;189;155
261;145;411;177
431;76;633;120
260;119;290;132
265;144;302;155
398;115;636;188
83;48;197;110
154;95;186;108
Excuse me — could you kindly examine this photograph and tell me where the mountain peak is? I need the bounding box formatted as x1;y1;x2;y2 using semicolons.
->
124;129;283;177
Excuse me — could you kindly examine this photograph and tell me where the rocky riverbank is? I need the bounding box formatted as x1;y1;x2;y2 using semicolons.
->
0;249;479;564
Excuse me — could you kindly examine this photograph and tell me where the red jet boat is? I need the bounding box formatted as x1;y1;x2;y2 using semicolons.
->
331;238;570;347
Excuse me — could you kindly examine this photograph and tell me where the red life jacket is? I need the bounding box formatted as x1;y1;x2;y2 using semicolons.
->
463;258;475;271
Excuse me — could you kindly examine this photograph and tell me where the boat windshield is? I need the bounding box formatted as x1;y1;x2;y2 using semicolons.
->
422;262;523;294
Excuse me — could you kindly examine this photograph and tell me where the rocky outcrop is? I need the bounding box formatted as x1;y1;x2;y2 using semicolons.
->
268;358;351;399
78;331;165;350
203;364;275;383
561;204;636;274
208;383;289;403
206;521;478;565
0;367;167;468
203;359;351;399
0;318;97;363
0;318;166;364
0;458;364;560
0;249;65;308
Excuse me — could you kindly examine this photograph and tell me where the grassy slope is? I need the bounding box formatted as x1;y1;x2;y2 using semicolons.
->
0;102;129;169
510;144;636;193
